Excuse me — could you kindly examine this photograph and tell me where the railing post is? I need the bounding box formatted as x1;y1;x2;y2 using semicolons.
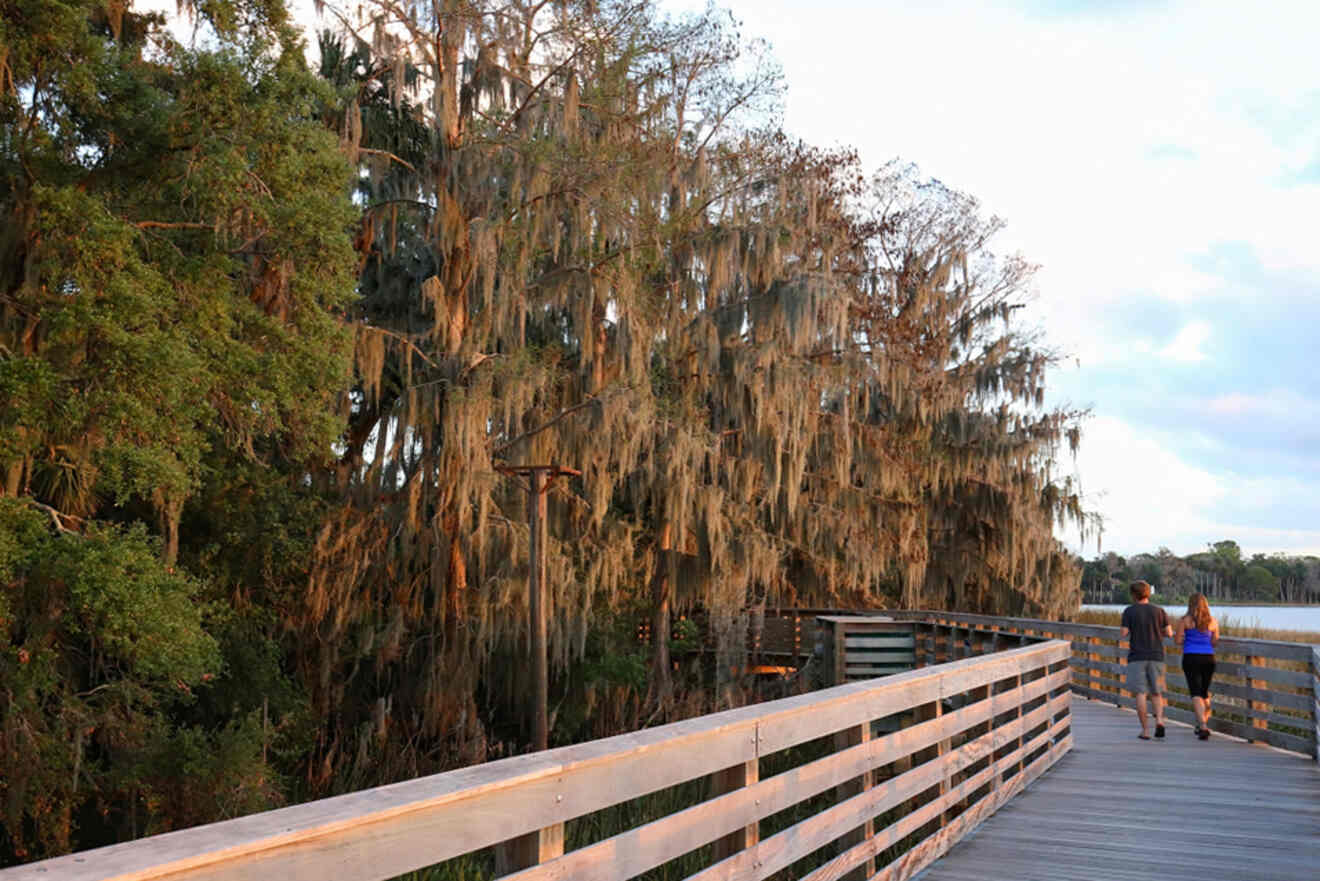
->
1117;632;1129;707
1014;670;1025;778
910;695;947;835
833;722;874;880
1246;654;1269;744
832;619;847;685
936;697;951;828
1086;636;1100;699
493;825;565;876
710;759;760;861
1312;647;1320;762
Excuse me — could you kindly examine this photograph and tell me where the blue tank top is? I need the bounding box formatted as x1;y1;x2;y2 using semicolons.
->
1183;624;1213;655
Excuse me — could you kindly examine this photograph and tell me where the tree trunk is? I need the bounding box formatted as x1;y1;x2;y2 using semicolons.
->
649;522;674;705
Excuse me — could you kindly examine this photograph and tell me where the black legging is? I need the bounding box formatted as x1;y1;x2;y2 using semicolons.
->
1181;653;1215;699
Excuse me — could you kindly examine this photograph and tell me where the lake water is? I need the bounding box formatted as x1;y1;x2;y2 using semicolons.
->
1082;604;1320;634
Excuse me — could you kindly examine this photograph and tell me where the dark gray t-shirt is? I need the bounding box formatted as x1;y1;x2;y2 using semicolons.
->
1121;602;1169;661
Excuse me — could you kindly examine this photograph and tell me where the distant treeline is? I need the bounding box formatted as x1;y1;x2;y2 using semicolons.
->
1079;540;1320;605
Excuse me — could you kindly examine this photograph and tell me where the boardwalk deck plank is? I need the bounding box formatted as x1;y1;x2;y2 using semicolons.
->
913;697;1320;881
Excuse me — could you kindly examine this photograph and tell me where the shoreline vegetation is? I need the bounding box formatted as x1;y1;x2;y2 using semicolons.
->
1080;540;1320;606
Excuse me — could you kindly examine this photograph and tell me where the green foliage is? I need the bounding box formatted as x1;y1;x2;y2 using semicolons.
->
1211;540;1243;567
669;618;701;655
1241;563;1279;600
1081;542;1320;605
1;0;356;558
1;0;352;862
0;498;223;859
2;0;1097;862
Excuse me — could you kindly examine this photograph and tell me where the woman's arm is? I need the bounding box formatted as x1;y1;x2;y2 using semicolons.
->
1209;617;1219;646
1174;615;1186;647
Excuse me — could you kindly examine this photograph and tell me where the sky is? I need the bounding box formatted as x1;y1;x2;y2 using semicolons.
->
656;0;1320;560
145;0;1320;560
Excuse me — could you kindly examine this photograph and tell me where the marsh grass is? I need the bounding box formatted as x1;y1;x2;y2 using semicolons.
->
1070;608;1320;643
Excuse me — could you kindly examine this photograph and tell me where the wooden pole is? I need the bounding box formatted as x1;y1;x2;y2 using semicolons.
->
1246;654;1268;745
499;463;578;752
832;619;847;686
709;760;760;862
833;721;875;881
1086;635;1098;699
529;467;550;752
1311;647;1319;762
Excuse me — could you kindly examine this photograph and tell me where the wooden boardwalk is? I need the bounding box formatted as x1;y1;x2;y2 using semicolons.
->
7;612;1317;881
916;697;1320;881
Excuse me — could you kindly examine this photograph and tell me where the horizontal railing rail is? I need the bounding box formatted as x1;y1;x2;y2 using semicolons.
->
2;641;1072;881
883;610;1319;760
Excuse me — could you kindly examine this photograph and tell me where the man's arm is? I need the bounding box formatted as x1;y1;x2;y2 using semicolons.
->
1161;609;1173;638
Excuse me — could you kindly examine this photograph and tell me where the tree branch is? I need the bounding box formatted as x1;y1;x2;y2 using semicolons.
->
358;147;417;173
493;387;631;457
134;221;214;231
24;498;84;535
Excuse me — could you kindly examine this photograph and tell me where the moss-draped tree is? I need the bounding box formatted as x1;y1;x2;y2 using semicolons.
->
2;0;1092;860
299;0;1093;779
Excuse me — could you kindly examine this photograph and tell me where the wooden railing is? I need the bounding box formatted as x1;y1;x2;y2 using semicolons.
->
2;641;1072;881
817;616;918;682
884;610;1320;760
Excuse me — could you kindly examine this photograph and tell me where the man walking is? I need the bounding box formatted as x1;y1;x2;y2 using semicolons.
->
1120;581;1173;739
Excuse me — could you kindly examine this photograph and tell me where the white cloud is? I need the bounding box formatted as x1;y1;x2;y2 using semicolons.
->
1158;320;1210;363
1061;410;1320;557
1207;392;1259;417
1060;414;1225;555
1206;388;1320;422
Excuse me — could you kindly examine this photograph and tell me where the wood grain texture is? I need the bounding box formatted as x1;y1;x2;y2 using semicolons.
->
845;636;916;648
501;679;1071;881
915;697;1320;881
708;760;758;862
0;642;1066;881
681;697;1069;881
1313;647;1320;761
799;716;1071;881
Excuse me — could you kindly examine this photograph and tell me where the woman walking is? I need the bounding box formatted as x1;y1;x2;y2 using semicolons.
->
1176;593;1219;740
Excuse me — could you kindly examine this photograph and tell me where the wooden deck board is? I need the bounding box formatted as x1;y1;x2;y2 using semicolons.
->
913;696;1320;881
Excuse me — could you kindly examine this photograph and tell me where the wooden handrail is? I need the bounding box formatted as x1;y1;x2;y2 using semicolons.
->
886;610;1320;760
2;641;1072;881
886;609;1315;661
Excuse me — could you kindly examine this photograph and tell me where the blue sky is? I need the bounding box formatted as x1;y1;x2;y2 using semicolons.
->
655;0;1320;558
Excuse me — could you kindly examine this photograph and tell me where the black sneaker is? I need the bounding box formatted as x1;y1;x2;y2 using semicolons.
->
1197;728;1209;741
1154;724;1165;739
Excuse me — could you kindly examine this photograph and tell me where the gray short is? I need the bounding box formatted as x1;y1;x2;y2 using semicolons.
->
1126;660;1164;695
